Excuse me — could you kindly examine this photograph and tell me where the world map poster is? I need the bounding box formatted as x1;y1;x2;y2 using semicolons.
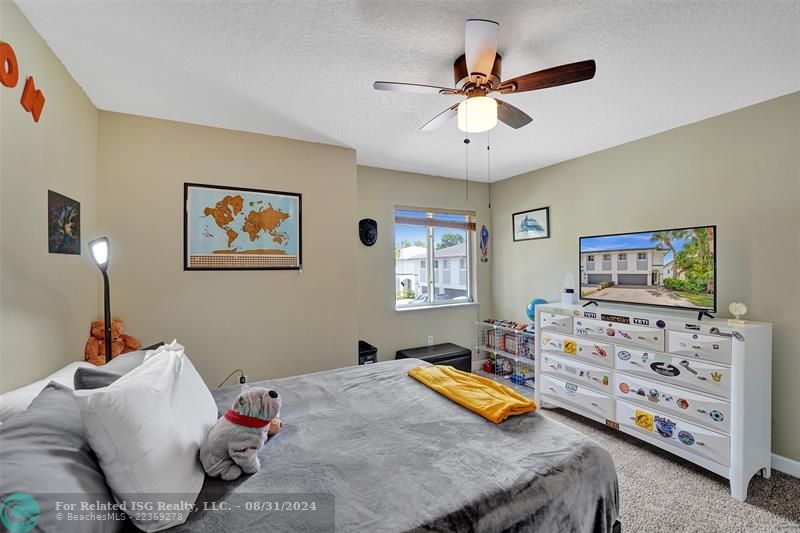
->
184;183;301;270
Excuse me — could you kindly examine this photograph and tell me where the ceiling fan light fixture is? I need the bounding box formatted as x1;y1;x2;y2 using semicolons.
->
457;96;497;133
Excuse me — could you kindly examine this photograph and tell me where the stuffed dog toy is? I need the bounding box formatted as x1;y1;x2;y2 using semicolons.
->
200;387;282;480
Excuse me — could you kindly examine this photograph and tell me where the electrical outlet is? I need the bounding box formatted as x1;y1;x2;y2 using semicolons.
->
427;336;434;346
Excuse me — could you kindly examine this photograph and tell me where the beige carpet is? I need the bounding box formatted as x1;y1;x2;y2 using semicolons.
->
542;407;800;533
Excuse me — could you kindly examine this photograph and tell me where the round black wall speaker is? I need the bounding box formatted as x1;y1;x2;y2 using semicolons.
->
359;218;377;246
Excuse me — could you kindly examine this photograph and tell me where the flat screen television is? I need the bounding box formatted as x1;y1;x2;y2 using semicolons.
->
579;226;716;311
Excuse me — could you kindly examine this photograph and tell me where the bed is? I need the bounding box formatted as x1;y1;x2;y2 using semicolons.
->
154;358;620;533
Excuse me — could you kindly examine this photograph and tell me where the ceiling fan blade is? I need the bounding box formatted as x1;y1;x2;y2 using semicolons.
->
495;99;533;129
465;19;499;83
373;81;459;95
420;103;459;131
497;60;596;94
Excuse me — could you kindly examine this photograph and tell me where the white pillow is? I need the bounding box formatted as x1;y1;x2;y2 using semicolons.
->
73;340;217;532
0;361;92;424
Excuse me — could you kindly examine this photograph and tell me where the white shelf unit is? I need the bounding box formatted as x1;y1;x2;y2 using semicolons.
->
534;302;772;502
476;321;536;391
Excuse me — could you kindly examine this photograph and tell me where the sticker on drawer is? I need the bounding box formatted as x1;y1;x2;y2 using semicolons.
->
635;409;654;431
542;353;612;392
616;374;731;432
543;332;613;367
615;346;731;398
618;400;730;466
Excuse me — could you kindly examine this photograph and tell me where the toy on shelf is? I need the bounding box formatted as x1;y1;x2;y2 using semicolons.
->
476;319;536;391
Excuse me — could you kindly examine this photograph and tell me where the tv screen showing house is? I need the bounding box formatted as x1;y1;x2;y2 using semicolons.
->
579;226;716;311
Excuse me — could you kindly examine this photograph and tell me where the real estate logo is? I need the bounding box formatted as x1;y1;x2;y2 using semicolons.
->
0;492;40;533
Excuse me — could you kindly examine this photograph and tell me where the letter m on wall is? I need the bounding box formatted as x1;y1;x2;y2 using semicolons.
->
20;76;45;122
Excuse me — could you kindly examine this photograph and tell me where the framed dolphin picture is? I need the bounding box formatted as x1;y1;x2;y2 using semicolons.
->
512;206;550;242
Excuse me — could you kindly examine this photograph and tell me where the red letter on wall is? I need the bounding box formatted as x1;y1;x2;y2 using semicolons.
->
20;76;45;122
0;41;19;88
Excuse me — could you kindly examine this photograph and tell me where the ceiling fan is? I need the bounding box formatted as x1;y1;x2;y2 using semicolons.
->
373;19;596;133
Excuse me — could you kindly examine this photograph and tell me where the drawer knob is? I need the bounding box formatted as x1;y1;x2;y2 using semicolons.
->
696;409;707;414
696;442;705;446
591;402;599;407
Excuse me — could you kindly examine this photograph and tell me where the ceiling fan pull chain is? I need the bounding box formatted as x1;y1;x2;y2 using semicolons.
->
487;129;491;209
464;104;470;203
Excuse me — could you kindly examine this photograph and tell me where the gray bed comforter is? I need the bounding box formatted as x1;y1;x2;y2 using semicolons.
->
164;359;618;533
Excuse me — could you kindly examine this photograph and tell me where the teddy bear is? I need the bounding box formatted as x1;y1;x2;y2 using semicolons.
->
84;318;142;366
199;387;282;481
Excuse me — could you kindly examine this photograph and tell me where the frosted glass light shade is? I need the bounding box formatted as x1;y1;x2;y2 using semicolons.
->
457;96;497;133
89;236;109;271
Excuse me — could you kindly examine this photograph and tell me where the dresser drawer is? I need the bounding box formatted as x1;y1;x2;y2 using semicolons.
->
617;400;730;466
539;312;573;334
540;373;615;421
615;346;731;398
574;318;665;352
615;372;731;433
539;331;614;368
541;352;614;394
667;331;732;365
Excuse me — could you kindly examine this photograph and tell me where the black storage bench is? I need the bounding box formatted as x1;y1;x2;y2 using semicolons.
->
395;343;472;373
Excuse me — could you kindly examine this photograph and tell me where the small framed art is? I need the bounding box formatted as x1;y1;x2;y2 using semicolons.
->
512;206;550;242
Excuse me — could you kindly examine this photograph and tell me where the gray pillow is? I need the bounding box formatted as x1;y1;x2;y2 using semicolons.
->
0;382;122;533
73;350;147;390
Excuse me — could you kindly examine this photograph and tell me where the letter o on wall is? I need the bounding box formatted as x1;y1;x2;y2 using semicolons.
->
0;41;19;88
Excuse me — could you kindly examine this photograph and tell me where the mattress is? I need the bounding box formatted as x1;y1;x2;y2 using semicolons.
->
161;359;619;532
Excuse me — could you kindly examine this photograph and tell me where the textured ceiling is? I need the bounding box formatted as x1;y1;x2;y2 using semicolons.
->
16;0;800;181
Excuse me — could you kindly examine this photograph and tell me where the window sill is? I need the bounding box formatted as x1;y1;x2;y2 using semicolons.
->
395;301;480;313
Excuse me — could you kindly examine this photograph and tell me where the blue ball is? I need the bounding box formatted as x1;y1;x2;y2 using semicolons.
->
526;298;548;321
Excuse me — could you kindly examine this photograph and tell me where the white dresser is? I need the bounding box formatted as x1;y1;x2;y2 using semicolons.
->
534;302;772;501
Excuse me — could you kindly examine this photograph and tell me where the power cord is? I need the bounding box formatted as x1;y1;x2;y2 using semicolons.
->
218;369;247;388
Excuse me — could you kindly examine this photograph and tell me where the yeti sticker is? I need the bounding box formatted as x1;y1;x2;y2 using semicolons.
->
650;362;681;377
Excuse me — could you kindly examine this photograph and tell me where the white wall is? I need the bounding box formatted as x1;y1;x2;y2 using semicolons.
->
490;92;800;460
357;166;492;362
0;1;98;391
97;111;358;385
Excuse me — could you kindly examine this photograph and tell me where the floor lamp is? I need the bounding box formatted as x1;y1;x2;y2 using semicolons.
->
88;236;112;364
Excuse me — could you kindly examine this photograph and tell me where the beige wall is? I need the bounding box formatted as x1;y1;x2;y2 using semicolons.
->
97;112;358;385
357;166;491;363
0;1;98;391
490;92;800;460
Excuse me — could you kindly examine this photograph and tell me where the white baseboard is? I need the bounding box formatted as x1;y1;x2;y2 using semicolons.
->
772;454;800;478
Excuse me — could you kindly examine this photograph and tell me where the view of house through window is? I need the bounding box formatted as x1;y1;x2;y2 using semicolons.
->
395;208;476;309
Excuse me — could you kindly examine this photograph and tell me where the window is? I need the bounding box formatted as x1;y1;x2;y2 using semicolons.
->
603;254;612;261
636;252;648;271
395;208;476;309
587;255;595;261
618;253;627;260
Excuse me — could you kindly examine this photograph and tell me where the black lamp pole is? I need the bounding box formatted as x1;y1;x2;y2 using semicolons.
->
88;236;112;364
101;268;111;363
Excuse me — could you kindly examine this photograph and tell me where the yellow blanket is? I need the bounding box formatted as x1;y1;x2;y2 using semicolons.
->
408;365;536;424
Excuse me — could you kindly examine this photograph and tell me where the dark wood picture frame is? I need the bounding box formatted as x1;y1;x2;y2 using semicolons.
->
183;182;302;271
512;206;550;242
